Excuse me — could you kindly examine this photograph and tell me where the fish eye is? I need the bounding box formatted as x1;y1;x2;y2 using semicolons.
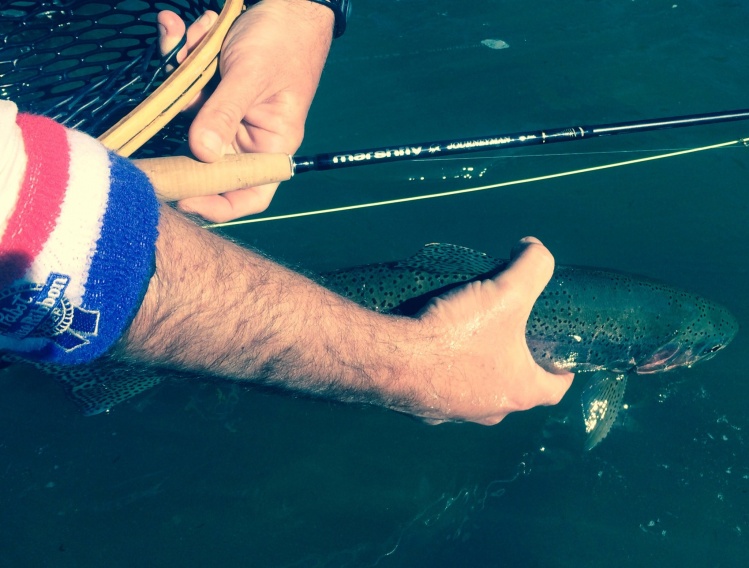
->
706;344;724;354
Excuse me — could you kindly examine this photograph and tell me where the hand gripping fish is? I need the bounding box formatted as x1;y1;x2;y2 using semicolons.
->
0;244;738;449
322;244;739;449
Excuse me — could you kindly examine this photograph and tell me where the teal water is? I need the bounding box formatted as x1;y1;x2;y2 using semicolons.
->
2;1;749;566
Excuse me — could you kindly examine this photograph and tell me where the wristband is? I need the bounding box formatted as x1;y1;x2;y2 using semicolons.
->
0;101;160;364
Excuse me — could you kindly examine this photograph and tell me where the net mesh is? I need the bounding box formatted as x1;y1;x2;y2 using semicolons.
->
0;0;223;157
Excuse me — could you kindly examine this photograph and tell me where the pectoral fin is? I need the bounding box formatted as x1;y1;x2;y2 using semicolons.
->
50;357;167;416
581;371;628;451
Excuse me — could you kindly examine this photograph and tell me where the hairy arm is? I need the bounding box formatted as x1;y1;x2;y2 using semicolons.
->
1;100;568;424
122;206;427;408
120;207;573;424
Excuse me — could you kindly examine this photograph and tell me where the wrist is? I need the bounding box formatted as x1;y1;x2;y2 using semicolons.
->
249;0;337;37
306;0;350;38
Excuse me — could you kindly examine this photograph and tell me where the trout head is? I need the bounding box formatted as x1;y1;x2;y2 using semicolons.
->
636;299;738;374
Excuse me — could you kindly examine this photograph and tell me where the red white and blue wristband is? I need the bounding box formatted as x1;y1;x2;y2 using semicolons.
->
0;101;160;364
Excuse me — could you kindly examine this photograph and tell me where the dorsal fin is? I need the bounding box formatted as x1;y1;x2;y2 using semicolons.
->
394;243;505;275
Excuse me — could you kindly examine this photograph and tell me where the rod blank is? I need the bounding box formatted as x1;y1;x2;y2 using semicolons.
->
294;108;749;173
134;108;749;201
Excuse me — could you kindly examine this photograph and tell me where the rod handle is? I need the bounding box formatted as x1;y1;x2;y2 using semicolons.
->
132;153;294;201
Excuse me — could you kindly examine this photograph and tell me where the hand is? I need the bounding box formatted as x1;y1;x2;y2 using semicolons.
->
158;0;334;222
410;237;574;425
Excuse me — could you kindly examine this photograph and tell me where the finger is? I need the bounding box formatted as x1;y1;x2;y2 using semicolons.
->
510;235;542;260
423;418;447;426
501;237;574;405
177;183;280;223
157;10;186;60
474;416;506;426
184;10;218;54
188;69;259;162
495;236;555;316
532;366;575;407
160;10;218;60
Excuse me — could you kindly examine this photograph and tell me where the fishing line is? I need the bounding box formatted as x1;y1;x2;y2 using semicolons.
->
204;137;747;229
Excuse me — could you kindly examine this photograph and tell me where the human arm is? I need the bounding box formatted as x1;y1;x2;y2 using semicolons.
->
157;0;335;222
1;101;571;424
119;207;573;424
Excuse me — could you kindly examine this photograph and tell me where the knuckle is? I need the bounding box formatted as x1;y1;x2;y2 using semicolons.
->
479;416;505;426
286;127;305;154
205;101;246;133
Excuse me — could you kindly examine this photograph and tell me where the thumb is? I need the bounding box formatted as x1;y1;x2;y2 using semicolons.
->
505;236;574;405
497;236;556;320
188;73;254;162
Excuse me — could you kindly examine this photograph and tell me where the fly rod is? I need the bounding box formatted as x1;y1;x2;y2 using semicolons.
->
134;108;749;201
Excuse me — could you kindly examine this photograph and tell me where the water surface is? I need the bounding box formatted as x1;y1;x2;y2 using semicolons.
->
2;1;748;566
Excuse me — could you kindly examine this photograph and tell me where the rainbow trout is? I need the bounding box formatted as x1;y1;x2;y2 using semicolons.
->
322;244;738;449
0;244;738;449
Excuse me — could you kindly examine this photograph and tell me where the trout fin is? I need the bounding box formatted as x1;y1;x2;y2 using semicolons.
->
49;357;168;416
1;352;167;416
581;370;628;451
396;243;505;275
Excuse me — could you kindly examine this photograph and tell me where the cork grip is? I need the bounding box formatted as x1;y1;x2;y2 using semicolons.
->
132;153;294;202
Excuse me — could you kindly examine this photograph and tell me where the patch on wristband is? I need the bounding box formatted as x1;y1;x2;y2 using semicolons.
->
0;272;100;352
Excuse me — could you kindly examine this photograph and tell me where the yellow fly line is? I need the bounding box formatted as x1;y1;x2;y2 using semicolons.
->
204;137;748;230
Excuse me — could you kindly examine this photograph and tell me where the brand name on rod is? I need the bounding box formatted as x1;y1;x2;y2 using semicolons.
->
331;146;425;164
329;135;534;164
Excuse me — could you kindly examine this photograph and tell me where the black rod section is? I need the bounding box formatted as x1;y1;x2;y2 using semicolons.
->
292;108;749;174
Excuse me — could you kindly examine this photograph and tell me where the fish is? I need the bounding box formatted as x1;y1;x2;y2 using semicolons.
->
0;244;738;449
322;243;739;449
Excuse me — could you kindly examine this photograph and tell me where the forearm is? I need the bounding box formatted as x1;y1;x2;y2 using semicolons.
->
120;206;425;410
118;207;574;424
1;105;571;424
